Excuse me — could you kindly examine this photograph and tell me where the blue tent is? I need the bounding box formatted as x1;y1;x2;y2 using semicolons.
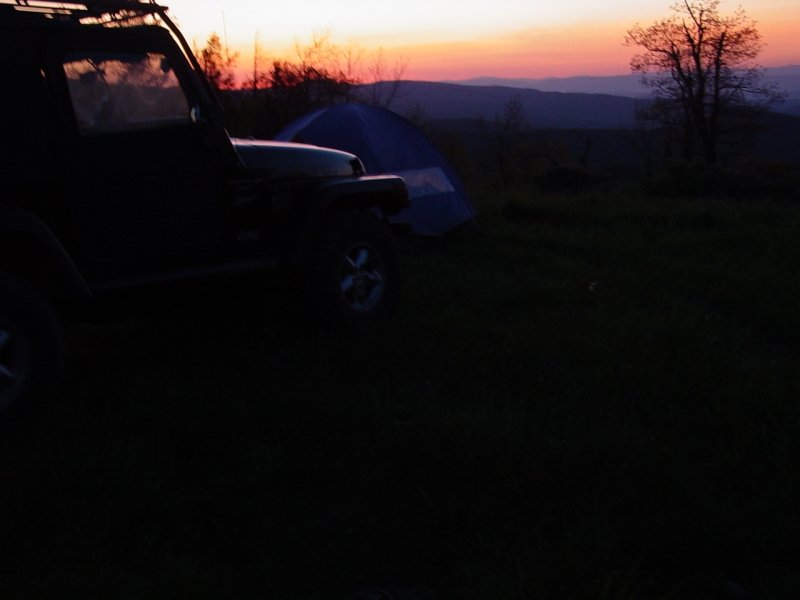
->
275;103;476;236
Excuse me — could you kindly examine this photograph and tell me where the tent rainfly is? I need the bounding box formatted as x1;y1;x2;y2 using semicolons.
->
275;103;476;236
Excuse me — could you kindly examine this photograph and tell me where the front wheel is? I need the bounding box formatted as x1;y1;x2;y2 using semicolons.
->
304;210;400;329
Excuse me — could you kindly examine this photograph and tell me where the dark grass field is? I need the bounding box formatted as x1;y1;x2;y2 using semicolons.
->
2;187;799;599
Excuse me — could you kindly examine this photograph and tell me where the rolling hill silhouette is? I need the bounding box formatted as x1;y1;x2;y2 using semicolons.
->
365;66;800;126
447;65;800;116
367;81;645;129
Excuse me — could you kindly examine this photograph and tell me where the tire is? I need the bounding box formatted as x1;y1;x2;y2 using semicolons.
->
0;273;64;414
304;209;400;329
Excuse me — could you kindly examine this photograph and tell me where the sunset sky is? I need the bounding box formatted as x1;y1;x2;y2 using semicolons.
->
163;0;799;82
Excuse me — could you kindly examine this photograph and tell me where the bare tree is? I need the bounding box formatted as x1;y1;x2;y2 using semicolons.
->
484;96;529;188
248;32;271;93
235;33;365;137
267;33;361;111
625;0;784;164
233;32;411;136
364;47;408;109
197;32;238;92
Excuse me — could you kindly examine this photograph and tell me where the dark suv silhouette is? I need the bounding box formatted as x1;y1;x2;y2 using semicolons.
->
0;0;409;412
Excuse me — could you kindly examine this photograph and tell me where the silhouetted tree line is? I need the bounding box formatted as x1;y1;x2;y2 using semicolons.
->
196;32;406;139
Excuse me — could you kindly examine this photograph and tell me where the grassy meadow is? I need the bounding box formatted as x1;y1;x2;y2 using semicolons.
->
2;184;799;599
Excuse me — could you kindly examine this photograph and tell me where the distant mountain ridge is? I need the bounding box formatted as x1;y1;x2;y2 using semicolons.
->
373;81;646;129
447;74;652;98
445;65;800;116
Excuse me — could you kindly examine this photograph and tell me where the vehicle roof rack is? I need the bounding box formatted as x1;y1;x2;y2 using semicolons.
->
0;0;221;111
1;1;168;24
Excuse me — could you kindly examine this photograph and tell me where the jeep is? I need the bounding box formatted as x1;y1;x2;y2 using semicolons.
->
0;0;409;412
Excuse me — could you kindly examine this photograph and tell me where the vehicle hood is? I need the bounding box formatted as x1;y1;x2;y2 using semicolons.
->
231;138;364;180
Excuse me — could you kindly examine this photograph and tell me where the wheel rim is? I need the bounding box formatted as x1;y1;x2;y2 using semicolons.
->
340;243;386;313
0;320;31;407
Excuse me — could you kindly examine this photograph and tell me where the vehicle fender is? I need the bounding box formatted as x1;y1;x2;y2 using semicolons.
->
0;206;91;300
290;175;409;267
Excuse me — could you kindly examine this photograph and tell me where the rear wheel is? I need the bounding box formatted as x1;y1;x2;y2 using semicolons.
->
304;210;400;328
0;274;63;414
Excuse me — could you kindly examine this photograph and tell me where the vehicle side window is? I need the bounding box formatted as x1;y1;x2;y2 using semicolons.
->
63;51;190;135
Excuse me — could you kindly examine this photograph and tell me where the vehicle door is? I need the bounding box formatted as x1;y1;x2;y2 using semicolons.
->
46;27;237;283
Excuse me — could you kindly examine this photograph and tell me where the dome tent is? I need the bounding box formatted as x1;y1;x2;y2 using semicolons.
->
275;103;476;236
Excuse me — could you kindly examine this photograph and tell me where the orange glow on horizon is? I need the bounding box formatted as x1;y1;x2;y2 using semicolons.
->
223;15;798;85
395;24;637;80
757;14;800;68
